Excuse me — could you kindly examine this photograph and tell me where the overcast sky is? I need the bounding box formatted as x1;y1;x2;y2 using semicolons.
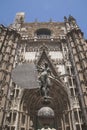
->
0;0;87;37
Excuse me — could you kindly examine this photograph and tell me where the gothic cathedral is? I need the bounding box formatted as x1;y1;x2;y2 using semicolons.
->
0;13;87;130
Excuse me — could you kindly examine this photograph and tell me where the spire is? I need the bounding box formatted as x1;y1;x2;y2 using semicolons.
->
68;15;79;29
64;16;68;22
12;12;25;29
68;15;76;22
14;12;25;24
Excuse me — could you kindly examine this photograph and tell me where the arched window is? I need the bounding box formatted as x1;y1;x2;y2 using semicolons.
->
35;28;51;38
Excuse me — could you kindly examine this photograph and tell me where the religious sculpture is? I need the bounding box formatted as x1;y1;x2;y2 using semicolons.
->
37;63;51;97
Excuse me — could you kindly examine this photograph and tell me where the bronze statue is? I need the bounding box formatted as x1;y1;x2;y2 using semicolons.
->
37;63;51;97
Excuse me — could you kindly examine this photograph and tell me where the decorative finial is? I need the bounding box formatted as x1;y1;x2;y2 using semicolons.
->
64;16;67;22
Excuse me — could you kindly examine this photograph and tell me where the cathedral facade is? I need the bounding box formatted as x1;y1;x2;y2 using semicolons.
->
0;12;87;130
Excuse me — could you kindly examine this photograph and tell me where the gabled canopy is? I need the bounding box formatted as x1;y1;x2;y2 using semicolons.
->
36;45;58;77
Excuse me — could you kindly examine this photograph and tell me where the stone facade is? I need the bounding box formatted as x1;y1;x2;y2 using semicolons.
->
0;13;87;130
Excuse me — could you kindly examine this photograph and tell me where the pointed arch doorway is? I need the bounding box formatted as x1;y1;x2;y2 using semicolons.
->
21;77;71;130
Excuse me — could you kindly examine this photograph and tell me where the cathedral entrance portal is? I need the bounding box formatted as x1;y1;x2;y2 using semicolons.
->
12;61;71;130
21;77;71;130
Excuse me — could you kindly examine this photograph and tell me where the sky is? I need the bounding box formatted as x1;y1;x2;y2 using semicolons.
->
0;0;87;38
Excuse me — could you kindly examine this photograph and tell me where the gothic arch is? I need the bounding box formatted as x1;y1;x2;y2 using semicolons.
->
20;76;70;130
35;28;52;36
